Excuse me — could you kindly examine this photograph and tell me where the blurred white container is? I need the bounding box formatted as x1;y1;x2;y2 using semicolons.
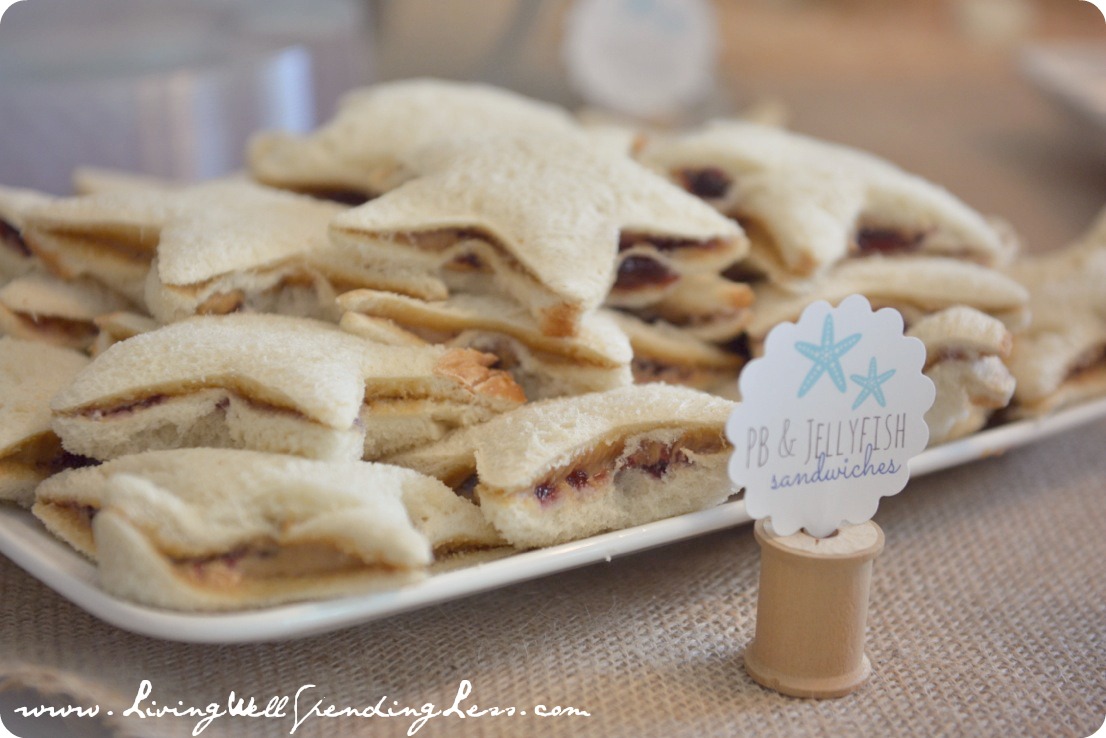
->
0;0;372;194
371;0;725;123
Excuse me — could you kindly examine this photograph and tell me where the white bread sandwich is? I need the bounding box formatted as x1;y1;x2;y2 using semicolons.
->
21;183;222;304
1005;209;1106;418
746;256;1029;345
33;448;504;566
50;314;525;463
0;271;133;350
329;134;746;337
337;289;632;399
608;310;744;391
247;78;581;202
388;384;734;548
143;185;348;324
640;120;1013;285
21;179;332;308
906;306;1015;444
0;337;91;506
33;449;501;610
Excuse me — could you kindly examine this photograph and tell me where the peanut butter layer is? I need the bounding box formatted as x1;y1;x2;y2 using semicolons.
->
4;310;98;345
851;226;927;257
195;290;246;315
630;357;741;390
174;539;378;592
68;388;320;425
27;228;157;265
338;291;628;369
491;428;728;508
294;188;371;207
68;371;520;430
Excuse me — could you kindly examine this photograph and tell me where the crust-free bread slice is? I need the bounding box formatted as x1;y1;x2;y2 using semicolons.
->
1004;209;1106;417
21;182;235;304
906;307;1015;444
69;451;502;610
906;305;1013;366
51;314;524;462
0;271;133;350
747;256;1029;342
338;289;632;399
21;180;335;308
640;120;1012;283
608;311;744;391
144;187;347;323
330;134;745;337
34;448;504;565
247;78;581;200
389;385;735;548
0;337;91;506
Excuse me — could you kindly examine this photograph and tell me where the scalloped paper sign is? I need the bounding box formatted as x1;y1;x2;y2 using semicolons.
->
726;295;935;538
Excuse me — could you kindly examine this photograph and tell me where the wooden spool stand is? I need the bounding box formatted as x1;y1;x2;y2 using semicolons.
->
744;519;885;699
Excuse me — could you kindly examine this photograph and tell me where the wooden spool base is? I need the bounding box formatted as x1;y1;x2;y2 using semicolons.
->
744;519;884;699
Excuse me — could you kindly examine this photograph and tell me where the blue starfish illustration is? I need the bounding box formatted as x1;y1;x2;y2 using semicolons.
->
794;315;862;398
850;357;896;410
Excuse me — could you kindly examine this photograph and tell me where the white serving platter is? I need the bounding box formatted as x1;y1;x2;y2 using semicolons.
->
2;396;1105;644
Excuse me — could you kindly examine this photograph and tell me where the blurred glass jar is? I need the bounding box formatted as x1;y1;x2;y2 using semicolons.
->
0;0;373;193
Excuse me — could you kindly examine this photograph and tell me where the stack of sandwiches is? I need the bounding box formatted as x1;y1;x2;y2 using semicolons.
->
0;78;1101;612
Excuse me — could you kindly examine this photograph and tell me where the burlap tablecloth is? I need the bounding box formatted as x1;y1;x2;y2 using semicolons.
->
1;418;1103;738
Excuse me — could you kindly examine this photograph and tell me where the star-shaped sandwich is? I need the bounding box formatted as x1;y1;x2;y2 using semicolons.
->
1004;208;1106;417
388;384;735;548
746;256;1029;347
21;179;354;320
641;121;1013;285
50;314;526;463
21;180;248;304
145;184;349;323
906;306;1015;444
34;449;504;609
248;78;583;202
330;134;747;337
0;271;133;350
337;289;633;400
